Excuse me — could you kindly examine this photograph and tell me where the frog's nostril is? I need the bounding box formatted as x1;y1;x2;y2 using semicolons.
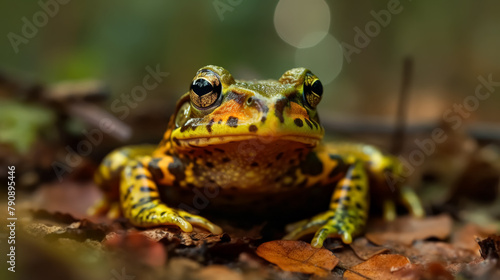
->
246;97;254;106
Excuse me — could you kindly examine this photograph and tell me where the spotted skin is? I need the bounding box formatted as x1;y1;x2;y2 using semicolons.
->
89;65;424;247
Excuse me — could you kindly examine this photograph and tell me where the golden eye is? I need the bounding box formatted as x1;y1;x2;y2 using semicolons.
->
190;70;222;109
303;73;323;109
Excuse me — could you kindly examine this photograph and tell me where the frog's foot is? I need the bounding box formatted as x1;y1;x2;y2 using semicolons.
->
283;210;355;248
400;187;425;218
128;201;222;235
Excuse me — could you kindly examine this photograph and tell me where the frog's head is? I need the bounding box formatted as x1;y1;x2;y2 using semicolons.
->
170;65;325;150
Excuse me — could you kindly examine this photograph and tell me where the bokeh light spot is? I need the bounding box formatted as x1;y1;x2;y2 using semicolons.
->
294;34;343;85
274;0;330;48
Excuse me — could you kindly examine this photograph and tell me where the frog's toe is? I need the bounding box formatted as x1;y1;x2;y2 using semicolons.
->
155;209;194;232
283;214;330;241
177;210;223;234
400;187;425;218
311;221;354;248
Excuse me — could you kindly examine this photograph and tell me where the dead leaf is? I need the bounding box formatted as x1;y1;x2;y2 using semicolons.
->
349;237;390;260
366;214;453;246
139;226;226;246
256;240;339;277
343;254;412;280
333;247;365;269
477;235;500;261
452;223;496;254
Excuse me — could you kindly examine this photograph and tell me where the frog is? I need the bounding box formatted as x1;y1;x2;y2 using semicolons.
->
89;65;424;248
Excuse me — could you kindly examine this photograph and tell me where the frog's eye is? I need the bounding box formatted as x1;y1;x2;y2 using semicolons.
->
303;73;323;109
190;70;222;109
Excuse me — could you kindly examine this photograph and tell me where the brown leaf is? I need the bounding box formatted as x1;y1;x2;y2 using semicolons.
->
256;240;339;277
333;247;365;269
349;237;390;260
366;214;453;246
477;235;500;261
343;254;411;280
452;223;496;254
139;226;226;246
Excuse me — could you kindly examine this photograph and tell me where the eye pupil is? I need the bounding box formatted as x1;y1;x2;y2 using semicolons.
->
190;69;222;109
191;79;213;97
311;80;323;96
303;73;323;109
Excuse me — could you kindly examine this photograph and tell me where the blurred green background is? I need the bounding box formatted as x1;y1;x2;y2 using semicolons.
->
1;0;500;127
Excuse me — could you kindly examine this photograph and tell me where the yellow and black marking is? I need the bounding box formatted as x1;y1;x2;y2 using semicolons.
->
90;65;424;248
285;142;424;248
119;158;221;234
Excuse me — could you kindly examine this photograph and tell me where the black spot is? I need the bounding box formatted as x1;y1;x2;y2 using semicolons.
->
304;118;313;129
139;186;156;192
341;185;352;191
173;137;181;146
168;157;186;181
206;118;215;133
249;125;258;132
311;120;319;129
131;197;157;209
149;158;164;179
356;202;363;210
218;120;222;124
123;185;133;201
266;162;273;168
135;174;151;180
355;185;363;191
226;116;239;128
300;152;323;176
222;157;230;163
328;155;347;178
274;99;287;123
250;162;259;167
214;148;225;153
204;150;213;156
206;162;214;168
180;125;189;132
351;174;361;180
261;116;267;123
294;118;304;127
276;152;284;160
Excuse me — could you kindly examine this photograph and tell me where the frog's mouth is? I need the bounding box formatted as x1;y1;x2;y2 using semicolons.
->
173;134;321;149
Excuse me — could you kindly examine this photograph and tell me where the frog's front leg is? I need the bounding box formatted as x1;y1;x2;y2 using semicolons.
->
284;161;368;247
121;156;222;234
